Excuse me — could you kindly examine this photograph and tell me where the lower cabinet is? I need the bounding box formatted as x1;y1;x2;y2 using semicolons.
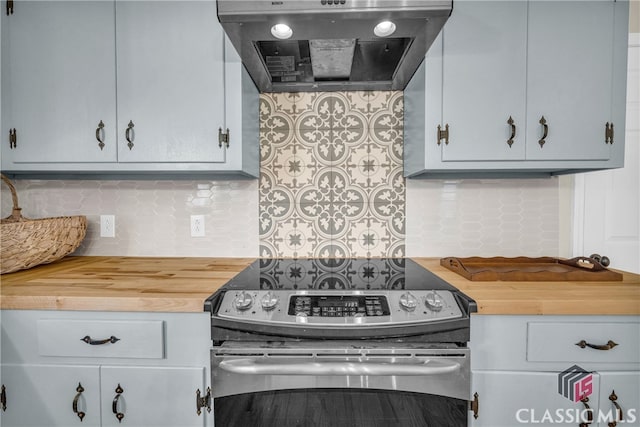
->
1;365;101;426
470;315;640;427
0;310;213;427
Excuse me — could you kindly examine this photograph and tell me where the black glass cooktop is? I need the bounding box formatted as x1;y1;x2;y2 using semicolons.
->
220;258;460;292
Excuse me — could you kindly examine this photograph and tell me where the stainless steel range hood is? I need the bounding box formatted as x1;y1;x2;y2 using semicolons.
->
217;0;452;93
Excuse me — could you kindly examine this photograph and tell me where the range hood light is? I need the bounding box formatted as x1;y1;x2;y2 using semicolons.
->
271;24;293;40
374;20;396;37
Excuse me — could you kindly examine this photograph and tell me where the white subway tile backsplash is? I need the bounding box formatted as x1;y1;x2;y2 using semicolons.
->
0;179;259;257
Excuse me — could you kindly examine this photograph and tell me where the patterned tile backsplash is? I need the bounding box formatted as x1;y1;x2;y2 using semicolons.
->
1;93;562;259
259;91;405;258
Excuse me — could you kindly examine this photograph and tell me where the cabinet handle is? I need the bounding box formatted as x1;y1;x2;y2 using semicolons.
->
125;120;135;150
507;116;516;147
112;384;124;423
95;120;105;151
72;383;86;422
6;0;13;15
196;387;212;415
1;384;6;411
607;390;623;427
575;340;618;351
579;396;593;427
538;116;548;147
81;335;120;345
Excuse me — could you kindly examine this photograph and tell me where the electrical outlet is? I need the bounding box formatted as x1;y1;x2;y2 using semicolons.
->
100;215;115;238
190;215;205;237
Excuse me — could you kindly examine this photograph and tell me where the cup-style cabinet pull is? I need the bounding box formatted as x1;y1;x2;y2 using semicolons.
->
112;384;125;423
81;335;120;345
607;390;624;427
72;383;86;422
95;120;105;151
507;116;516;147
538;116;548;148
1;384;6;411
579;396;593;427
575;340;618;351
125;120;135;150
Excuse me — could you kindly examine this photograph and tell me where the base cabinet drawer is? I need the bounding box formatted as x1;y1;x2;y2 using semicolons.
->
527;322;640;364
37;319;164;359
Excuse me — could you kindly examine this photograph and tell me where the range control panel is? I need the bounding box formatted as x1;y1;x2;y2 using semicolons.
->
216;290;464;326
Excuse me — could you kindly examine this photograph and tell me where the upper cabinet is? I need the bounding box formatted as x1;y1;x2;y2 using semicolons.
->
404;0;629;178
1;0;258;178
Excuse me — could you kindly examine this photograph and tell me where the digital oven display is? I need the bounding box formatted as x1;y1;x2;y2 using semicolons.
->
288;295;390;317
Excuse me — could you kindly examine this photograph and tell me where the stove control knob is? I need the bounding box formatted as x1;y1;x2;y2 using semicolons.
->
260;291;279;311
233;291;254;311
425;292;444;311
399;292;418;312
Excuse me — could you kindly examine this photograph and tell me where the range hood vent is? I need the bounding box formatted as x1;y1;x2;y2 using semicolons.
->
217;0;452;93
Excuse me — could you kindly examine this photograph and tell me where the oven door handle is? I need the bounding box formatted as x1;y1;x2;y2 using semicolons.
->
218;359;461;376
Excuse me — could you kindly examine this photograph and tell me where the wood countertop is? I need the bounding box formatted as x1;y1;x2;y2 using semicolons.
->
1;256;638;314
412;258;640;315
0;256;254;312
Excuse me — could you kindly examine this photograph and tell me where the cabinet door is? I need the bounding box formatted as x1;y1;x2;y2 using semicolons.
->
440;1;527;162
526;1;615;161
471;371;601;427
597;372;640;427
0;364;100;427
100;366;208;427
1;1;117;165
114;0;226;164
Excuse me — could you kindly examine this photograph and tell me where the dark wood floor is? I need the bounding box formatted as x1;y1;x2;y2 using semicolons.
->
215;389;467;427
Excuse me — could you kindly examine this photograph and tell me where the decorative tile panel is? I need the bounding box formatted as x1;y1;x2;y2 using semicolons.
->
259;91;405;258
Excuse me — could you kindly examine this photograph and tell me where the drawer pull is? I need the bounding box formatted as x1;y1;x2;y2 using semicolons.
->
579;396;593;427
72;383;86;422
112;384;124;423
607;390;623;427
575;340;618;351
81;335;120;345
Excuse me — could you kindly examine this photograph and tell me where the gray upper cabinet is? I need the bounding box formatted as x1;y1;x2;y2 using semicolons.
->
1;0;258;178
404;0;629;178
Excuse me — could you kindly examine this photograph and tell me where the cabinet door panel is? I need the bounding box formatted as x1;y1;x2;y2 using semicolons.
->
441;1;527;162
115;1;226;164
1;1;117;165
471;371;601;427
100;366;207;427
526;1;614;161
0;364;100;427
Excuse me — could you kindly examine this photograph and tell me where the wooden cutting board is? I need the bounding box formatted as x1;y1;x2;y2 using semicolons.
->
440;256;624;281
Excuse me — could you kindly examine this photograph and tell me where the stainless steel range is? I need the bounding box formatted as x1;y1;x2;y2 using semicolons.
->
205;258;477;427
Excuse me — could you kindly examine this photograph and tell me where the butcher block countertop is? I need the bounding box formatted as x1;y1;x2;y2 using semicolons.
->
1;256;638;314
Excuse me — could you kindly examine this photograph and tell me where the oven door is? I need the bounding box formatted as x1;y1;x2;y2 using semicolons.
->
211;341;470;427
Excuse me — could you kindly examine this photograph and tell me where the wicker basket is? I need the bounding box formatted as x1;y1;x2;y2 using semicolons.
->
1;174;87;274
